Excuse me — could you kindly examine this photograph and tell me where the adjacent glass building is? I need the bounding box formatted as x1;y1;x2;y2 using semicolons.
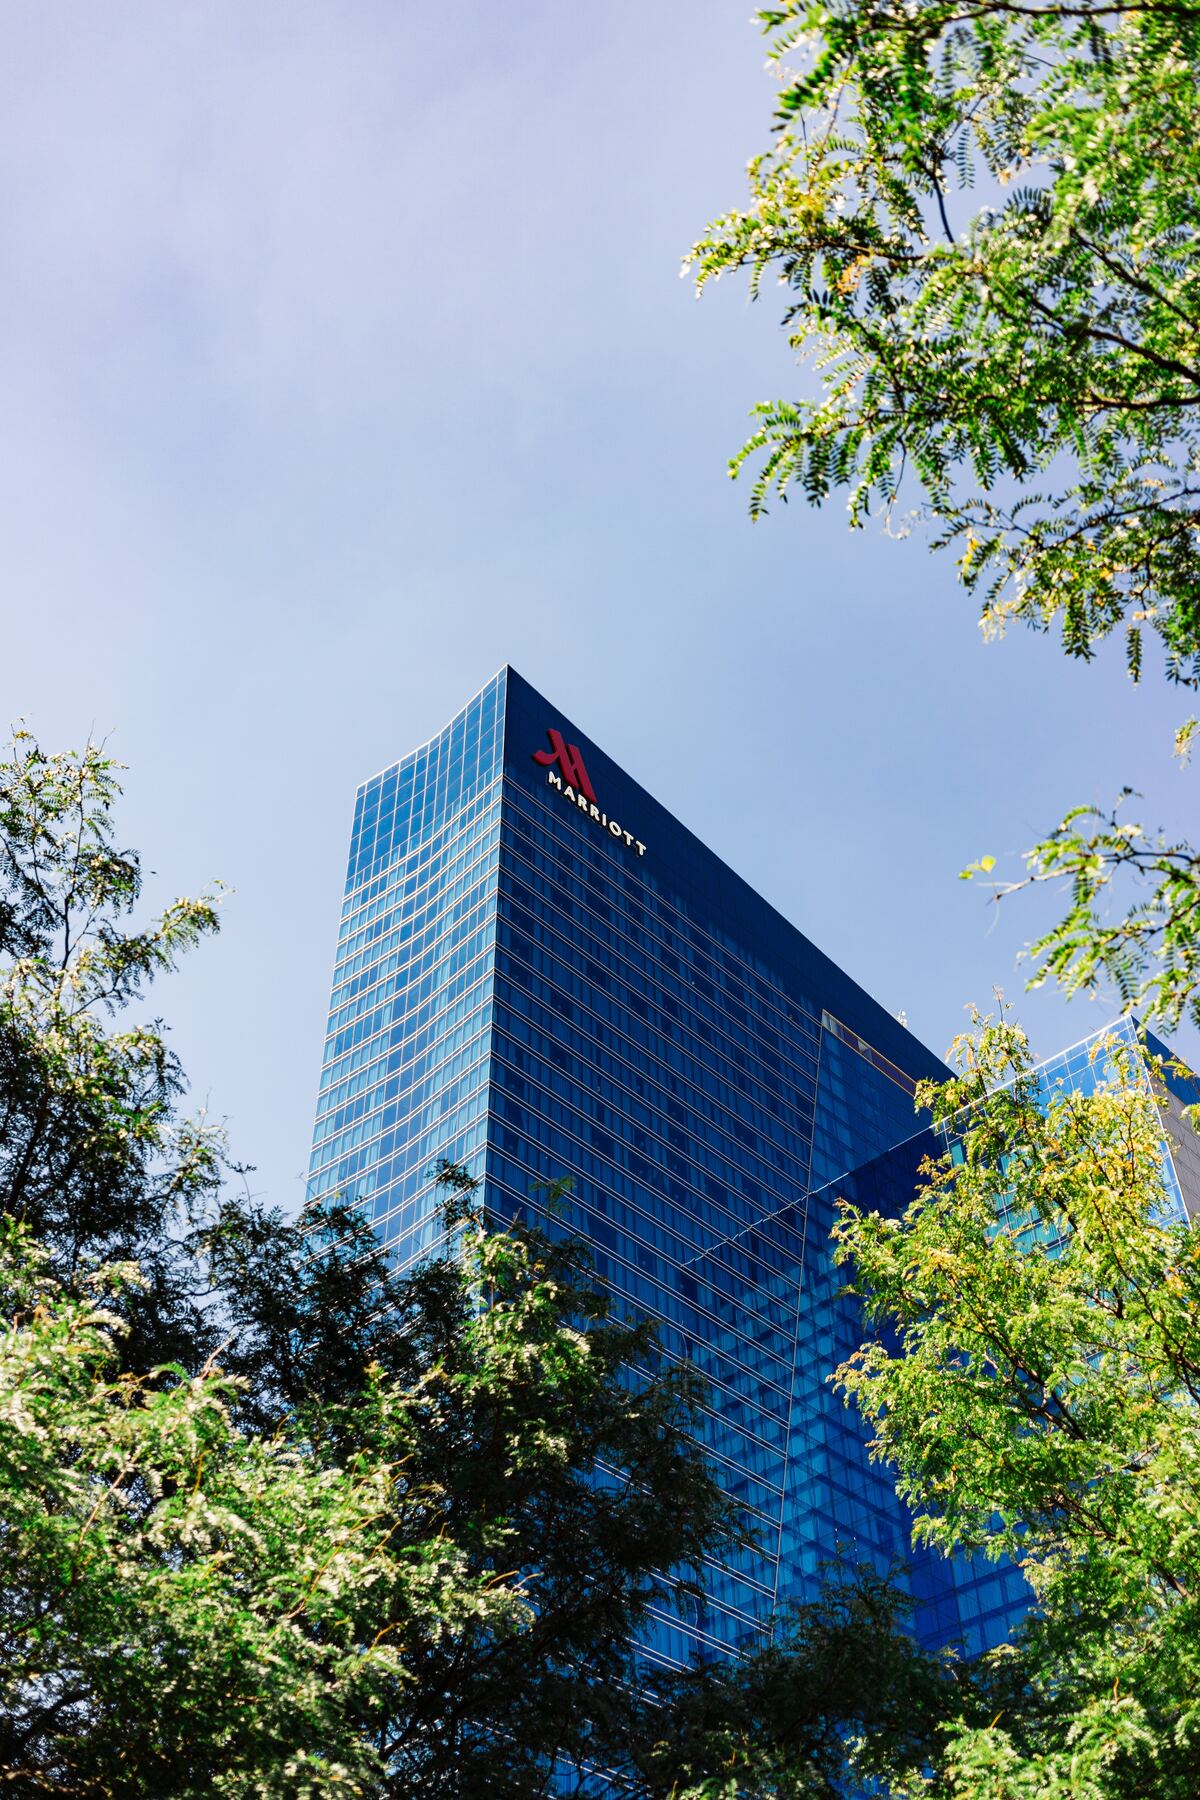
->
927;1014;1200;1652
306;667;1199;1671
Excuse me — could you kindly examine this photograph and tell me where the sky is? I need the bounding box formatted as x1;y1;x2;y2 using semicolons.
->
3;1;1192;1216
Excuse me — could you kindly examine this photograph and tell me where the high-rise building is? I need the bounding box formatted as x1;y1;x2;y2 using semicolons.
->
306;668;1199;1670
307;667;965;1664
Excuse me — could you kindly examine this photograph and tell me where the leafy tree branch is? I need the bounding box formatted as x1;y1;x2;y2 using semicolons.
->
689;0;1200;682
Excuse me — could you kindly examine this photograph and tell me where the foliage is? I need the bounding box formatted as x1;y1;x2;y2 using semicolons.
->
831;1012;1200;1796
279;1170;740;1797
967;794;1200;1034
0;1150;742;1799
691;1;1200;1040
688;0;1200;685
0;726;227;1374
634;1564;964;1798
0;1215;520;1799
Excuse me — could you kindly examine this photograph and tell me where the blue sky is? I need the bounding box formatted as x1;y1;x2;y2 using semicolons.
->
4;1;1191;1214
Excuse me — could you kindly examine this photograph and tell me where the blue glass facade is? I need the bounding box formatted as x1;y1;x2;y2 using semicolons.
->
308;666;973;1669
309;671;504;1266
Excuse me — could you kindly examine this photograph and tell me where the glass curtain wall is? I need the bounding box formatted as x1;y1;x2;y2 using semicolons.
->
307;671;505;1266
309;666;974;1669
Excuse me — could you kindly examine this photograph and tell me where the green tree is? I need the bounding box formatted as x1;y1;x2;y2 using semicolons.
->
0;727;226;1373
232;1169;739;1797
0;1215;523;1799
690;0;1200;682
691;35;1200;1781
970;790;1200;1035
690;1;1200;1032
827;1013;1200;1796
0;1180;748;1798
635;1564;965;1798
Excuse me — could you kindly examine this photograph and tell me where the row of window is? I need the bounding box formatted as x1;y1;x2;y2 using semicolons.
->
350;733;498;857
496;965;813;1170
499;868;822;1101
312;1032;491;1177
506;773;830;1012
348;683;503;885
492;1040;809;1240
313;1004;490;1153
330;860;498;1014
313;968;494;1173
312;969;493;1179
495;975;806;1229
313;1076;491;1237
316;969;493;1146
313;983;486;1129
502;788;827;1049
324;889;496;1041
314;993;492;1173
315;1063;492;1201
500;834;823;1069
322;920;493;1069
339;778;500;930
496;944;817;1144
333;804;500;983
489;1080;807;1326
486;1133;797;1404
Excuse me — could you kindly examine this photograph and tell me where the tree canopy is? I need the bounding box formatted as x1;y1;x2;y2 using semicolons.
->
0;1215;520;1798
689;0;1200;685
831;1012;1200;1796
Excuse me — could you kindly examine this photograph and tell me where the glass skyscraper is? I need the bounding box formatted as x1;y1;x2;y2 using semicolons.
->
307;666;967;1664
306;667;1199;1671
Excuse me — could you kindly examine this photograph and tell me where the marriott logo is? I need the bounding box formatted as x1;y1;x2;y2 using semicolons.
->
532;728;646;858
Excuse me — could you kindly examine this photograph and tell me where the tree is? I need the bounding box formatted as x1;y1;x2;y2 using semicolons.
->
230;1169;739;1797
0;1180;748;1799
634;1564;965;1798
969;790;1200;1035
689;0;1200;683
0;728;233;1379
0;1215;523;1799
827;1012;1200;1796
690;1;1200;1033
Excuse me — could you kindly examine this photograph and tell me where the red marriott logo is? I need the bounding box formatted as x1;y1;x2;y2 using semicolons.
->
532;727;646;858
532;728;595;803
